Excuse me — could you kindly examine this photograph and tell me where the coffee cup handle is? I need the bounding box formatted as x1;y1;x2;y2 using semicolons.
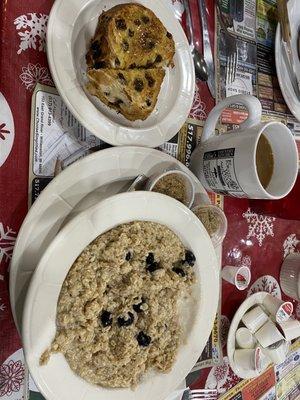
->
202;94;262;142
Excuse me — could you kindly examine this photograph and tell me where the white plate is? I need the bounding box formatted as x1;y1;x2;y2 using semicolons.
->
23;191;219;400
10;146;210;332
46;0;195;147
227;292;274;379
275;0;300;121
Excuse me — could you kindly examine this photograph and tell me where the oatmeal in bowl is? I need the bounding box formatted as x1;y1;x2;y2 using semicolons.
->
23;191;219;400
40;221;196;388
146;169;195;207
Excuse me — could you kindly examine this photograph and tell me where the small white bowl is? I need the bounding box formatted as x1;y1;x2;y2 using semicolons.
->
191;204;227;247
23;191;218;400
227;292;281;379
146;169;195;208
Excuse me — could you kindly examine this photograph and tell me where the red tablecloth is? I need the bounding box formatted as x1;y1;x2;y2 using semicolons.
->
0;0;299;398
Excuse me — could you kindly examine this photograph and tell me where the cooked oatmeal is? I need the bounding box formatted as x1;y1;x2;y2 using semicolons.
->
152;173;188;205
193;207;221;237
40;221;196;388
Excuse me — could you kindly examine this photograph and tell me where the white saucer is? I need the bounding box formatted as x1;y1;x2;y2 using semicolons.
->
10;146;210;332
23;191;219;400
46;0;195;147
227;292;274;379
275;0;300;121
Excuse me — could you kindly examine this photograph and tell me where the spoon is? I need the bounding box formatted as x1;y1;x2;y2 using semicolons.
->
183;0;208;82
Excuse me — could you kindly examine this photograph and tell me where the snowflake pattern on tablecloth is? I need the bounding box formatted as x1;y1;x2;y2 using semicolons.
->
189;85;207;120
0;297;6;313
0;123;10;141
242;208;275;247
240;255;251;268
14;13;48;54
0;360;25;397
283;234;300;258
220;315;230;348
19;63;53;91
205;357;240;394
247;275;281;299
0;223;16;264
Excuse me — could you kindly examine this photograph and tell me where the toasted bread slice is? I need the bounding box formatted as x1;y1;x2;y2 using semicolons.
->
86;3;175;70
87;68;165;121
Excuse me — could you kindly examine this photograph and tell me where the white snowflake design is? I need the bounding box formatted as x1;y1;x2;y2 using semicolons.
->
14;13;48;54
240;255;251;268
242;208;275;247
189;85;207;120
205;357;240;394
0;298;5;312
19;63;53;91
283;234;299;258
247;275;282;299
0;223;17;264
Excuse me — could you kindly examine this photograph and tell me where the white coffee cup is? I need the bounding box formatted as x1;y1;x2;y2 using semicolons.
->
190;94;298;199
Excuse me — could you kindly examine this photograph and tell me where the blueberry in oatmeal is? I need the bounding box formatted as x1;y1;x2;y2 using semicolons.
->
117;312;135;327
184;250;196;266
133;298;145;313
100;310;113;327
137;331;151;347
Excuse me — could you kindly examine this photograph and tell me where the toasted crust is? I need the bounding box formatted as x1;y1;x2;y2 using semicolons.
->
87;68;165;121
86;3;175;70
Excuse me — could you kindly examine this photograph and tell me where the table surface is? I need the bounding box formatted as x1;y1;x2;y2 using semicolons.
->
0;0;299;399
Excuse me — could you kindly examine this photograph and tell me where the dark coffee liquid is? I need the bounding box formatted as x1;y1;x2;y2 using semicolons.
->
256;134;274;189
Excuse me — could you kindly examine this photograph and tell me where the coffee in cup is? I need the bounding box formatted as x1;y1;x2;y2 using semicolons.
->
190;94;298;200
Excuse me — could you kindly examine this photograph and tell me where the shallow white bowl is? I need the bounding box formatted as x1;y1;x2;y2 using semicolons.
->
227;292;274;379
22;191;218;400
47;0;195;147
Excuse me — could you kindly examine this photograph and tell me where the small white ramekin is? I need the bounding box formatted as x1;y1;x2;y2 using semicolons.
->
146;169;195;208
191;204;227;247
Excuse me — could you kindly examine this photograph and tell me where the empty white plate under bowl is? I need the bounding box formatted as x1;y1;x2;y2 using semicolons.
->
46;0;195;147
23;191;219;400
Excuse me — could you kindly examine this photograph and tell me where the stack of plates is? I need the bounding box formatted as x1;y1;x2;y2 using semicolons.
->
10;147;219;400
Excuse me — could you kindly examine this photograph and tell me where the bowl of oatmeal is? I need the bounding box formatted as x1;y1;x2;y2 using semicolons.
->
192;204;228;247
146;169;195;207
23;191;218;400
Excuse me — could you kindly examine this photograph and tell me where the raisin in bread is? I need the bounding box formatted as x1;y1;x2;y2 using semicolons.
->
87;68;165;121
86;3;175;70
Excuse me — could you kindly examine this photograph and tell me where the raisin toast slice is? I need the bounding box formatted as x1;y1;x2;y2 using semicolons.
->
86;3;175;70
87;68;165;121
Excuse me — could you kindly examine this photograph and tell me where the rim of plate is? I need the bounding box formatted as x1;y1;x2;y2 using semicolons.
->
227;292;273;379
275;0;300;121
23;191;219;400
46;0;195;147
10;146;210;332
